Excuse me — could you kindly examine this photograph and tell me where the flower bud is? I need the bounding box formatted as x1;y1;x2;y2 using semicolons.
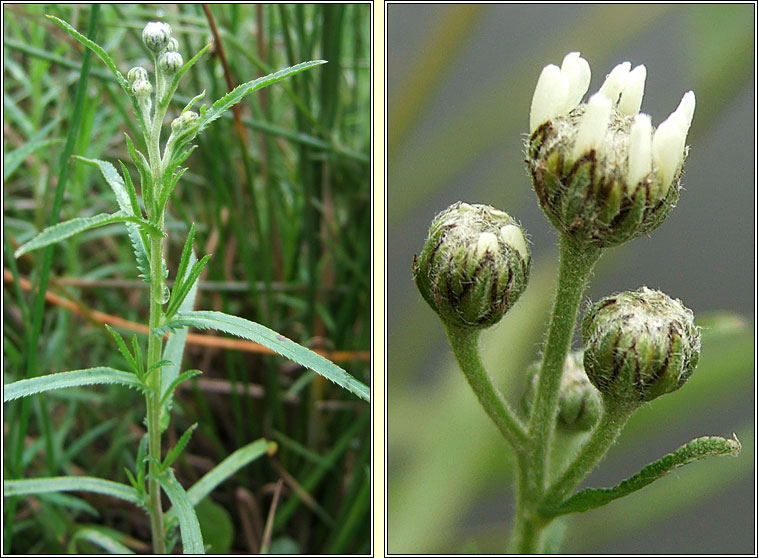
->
131;78;153;98
142;21;172;53
527;52;695;248
127;66;148;85
582;287;701;406
412;202;531;329
158;50;183;74
169;110;200;144
522;351;602;431
165;37;180;53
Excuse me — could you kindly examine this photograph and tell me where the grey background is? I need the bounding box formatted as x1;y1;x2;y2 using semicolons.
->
387;3;755;555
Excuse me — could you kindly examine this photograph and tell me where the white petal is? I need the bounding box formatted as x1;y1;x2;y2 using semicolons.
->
573;93;612;160
560;52;591;112
597;61;631;104
627;113;652;189
652;118;685;188
476;232;498;257
618;64;646;115
530;64;569;133
500;224;528;260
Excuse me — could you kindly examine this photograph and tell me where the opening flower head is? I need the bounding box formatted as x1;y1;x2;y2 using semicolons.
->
526;52;695;247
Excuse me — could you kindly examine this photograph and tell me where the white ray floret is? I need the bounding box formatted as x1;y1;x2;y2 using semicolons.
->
475;232;499;257
652;91;696;188
529;52;591;133
597;61;631;104
627;113;652;188
618;64;647;115
500;224;529;260
572;93;612;160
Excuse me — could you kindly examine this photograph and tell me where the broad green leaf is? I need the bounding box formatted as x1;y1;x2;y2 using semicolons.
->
4;476;140;506
157;311;370;401
69;526;135;554
3;367;142;402
14;211;163;258
199;60;327;132
195;499;233;554
158;470;205;554
541;435;742;517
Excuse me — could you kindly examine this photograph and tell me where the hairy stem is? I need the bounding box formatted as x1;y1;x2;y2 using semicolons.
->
443;324;528;451
541;401;633;508
146;228;166;554
527;235;601;492
144;80;167;553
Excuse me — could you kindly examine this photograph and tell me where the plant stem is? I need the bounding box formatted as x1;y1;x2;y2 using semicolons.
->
443;324;527;450
144;74;169;553
541;401;633;509
146;225;166;554
527;235;601;493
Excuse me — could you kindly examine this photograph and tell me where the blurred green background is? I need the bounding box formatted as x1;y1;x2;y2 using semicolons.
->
4;3;369;553
387;4;754;554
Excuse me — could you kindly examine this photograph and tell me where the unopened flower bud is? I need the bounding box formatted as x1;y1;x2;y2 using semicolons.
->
165;37;179;53
527;52;695;248
131;78;153;98
127;66;148;85
158;50;183;74
168;110;200;145
142;21;172;53
412;202;531;329
582;287;701;406
522;351;602;431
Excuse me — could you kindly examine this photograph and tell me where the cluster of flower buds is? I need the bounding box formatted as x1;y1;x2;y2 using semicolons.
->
413;202;530;329
522;350;602;431
526;52;695;247
582;287;701;407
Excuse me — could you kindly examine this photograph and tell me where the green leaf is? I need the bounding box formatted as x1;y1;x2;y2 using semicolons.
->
157;311;370;401
540;435;742;517
68;526;135;554
199;60;327;133
157;470;205;554
14;211;163;258
162;43;213;109
3;367;143;402
105;325;138;375
161;423;198;472
4;476;140;506
160;369;202;410
166;254;212;318
161;250;199;410
182;439;273;509
195;498;234;554
45;15;130;92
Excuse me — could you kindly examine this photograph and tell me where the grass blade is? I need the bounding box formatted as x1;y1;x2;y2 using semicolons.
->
4;476;140;506
3;367;142;402
157;311;370;401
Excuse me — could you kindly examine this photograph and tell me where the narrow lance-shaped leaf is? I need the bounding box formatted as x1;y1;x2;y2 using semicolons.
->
540;435;742;517
157;470;205;554
46;15;130;91
161;424;198;472
156;311;370;401
199;60;327;132
3;367;143;402
104;325;138;376
166;254;212;319
14;211;163;258
4;476;141;507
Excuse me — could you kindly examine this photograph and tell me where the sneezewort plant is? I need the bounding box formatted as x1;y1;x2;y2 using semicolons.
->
4;16;370;554
412;52;740;553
